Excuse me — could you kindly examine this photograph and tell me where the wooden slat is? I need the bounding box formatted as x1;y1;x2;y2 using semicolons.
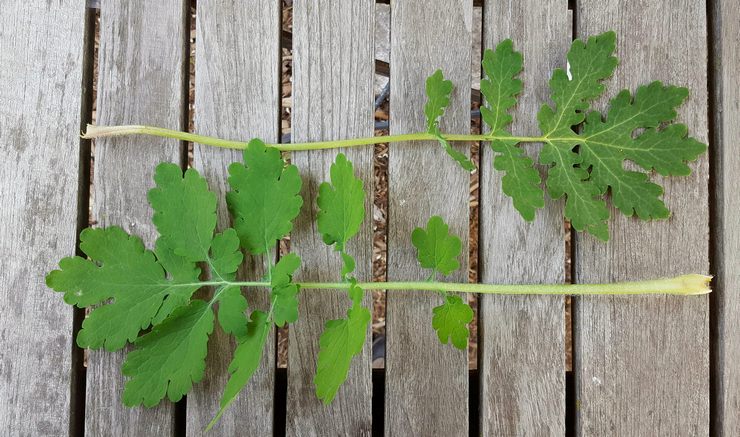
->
88;2;187;435
187;1;280;434
287;1;374;434
0;1;86;434
574;1;710;435
385;1;472;435
712;0;740;434
478;1;569;434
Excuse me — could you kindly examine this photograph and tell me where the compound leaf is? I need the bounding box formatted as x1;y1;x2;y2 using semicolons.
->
425;69;475;171
432;294;473;350
227;139;303;255
47;227;201;351
122;299;214;407
314;282;370;404
317;153;365;252
411;216;462;277
46;165;242;351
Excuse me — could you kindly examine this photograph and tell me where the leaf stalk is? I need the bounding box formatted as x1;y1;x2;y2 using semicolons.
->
82;123;557;151
195;274;711;296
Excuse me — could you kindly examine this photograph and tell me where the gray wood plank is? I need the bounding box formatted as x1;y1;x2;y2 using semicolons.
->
88;2;187;435
385;1;472;435
574;1;710;435
711;1;740;435
187;1;280;434
0;1;86;435
287;1;375;435
478;1;569;434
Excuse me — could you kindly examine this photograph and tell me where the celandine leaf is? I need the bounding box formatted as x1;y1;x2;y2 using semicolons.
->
208;229;243;282
480;40;544;221
490;139;544;221
46;227;201;351
148;163;217;262
538;31;618;240
432;293;474;350
122;299;214;407
46;165;239;351
424;69;475;171
537;31;706;240
411;215;462;277
317;153;366;251
46;164;254;416
207;310;271;431
480;39;523;133
579;82;706;219
270;253;301;327
216;286;248;340
227;138;303;255
424;69;454;132
314;282;370;404
435;131;476;171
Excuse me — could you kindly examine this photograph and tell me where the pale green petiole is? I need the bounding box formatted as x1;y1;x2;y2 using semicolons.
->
192;274;711;296
81;123;560;151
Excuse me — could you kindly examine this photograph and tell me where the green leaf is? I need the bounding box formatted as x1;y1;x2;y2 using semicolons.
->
480;40;544;221
227;138;303;255
346;278;364;306
490;139;544;221
208;228;243;281
538;31;618;240
317;153;365;251
424;69;454;132
46;227;201;351
270;253;301;327
122;299;214;407
148;163;217;262
579;82;706;219
432;294;473;350
216;286;248;339
480;39;523;133
424;69;475;171
411;216;462;277
46;165;243;350
207;310;271;431
433;129;476;172
340;252;356;280
314;291;370;404
538;31;705;240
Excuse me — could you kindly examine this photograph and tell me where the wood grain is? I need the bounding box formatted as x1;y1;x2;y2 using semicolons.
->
88;2;187;435
711;0;740;435
187;0;280;434
385;1;471;435
478;1;569;434
0;1;86;435
287;1;375;435
574;1;710;435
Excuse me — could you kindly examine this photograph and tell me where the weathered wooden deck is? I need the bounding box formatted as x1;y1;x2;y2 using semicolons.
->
1;0;738;435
